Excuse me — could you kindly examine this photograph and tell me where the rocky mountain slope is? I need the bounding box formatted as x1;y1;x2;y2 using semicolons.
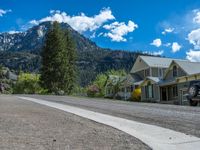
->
0;22;144;86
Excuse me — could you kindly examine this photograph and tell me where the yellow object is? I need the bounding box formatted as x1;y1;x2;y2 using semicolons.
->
132;88;141;101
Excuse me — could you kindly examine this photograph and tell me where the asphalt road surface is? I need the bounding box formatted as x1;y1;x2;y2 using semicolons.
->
0;95;150;150
25;95;200;138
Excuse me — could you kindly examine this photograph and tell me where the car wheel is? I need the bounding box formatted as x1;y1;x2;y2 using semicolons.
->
189;99;198;106
188;85;198;98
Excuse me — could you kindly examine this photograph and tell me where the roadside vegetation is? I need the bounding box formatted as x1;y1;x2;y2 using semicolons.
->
13;73;46;94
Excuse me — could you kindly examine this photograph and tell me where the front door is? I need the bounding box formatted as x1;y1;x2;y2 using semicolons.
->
161;87;167;101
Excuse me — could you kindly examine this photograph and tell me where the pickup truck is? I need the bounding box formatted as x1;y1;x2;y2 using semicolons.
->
186;80;200;106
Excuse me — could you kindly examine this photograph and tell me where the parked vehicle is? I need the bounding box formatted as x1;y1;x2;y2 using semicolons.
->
186;80;200;106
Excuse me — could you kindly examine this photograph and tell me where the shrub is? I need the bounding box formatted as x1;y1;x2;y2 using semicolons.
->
87;85;100;97
13;73;44;94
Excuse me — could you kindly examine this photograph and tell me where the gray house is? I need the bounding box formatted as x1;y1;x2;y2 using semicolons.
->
105;55;200;104
130;56;178;102
132;56;200;104
159;60;200;104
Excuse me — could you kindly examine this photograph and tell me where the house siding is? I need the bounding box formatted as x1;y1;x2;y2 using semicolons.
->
141;84;160;102
165;66;187;80
135;70;145;79
151;68;159;77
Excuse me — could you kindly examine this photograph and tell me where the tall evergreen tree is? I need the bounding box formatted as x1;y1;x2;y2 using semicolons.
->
40;21;76;94
64;30;77;94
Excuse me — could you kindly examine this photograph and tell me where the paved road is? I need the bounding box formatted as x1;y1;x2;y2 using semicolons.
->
25;95;200;138
0;95;150;150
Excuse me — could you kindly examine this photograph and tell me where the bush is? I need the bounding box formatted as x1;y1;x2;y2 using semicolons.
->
131;88;141;101
87;85;100;97
13;73;44;94
72;84;87;96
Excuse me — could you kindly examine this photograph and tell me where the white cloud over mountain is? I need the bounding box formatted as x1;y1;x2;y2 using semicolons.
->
172;42;181;53
150;38;162;47
8;31;22;34
30;8;115;33
103;21;138;42
29;8;138;42
0;9;11;17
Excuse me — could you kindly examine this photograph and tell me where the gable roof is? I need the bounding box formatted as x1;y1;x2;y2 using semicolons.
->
139;55;185;68
173;60;200;75
163;60;200;79
131;55;188;73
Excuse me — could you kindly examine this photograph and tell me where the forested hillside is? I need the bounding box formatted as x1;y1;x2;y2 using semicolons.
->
0;22;146;86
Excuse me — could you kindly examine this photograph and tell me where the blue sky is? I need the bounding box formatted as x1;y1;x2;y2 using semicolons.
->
1;0;200;61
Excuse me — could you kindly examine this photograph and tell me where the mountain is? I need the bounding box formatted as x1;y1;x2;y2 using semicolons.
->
0;22;145;86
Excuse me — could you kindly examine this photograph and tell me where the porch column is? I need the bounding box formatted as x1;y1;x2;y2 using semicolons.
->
124;87;127;100
166;87;169;101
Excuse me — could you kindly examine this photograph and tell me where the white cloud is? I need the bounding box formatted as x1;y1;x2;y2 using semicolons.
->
150;38;162;47
90;32;96;38
0;9;11;17
186;49;200;62
172;42;181;53
8;31;22;34
103;21;138;42
29;8;115;33
143;50;164;56
162;28;174;35
193;10;200;24
29;20;39;25
98;32;103;37
188;28;200;49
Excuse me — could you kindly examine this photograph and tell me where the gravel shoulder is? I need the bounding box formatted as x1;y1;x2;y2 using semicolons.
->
25;95;200;138
0;95;150;150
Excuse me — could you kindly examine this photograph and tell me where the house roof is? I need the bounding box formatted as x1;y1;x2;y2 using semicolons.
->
140;77;161;86
146;77;161;83
139;55;187;68
120;74;142;87
173;60;200;75
159;79;176;87
134;80;144;86
105;75;122;86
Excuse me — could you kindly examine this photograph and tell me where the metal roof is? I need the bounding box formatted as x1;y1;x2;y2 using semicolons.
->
140;55;187;68
146;77;161;83
174;60;200;75
120;74;142;87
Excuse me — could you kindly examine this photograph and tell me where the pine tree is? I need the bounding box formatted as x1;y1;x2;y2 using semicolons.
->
40;21;77;94
64;30;77;94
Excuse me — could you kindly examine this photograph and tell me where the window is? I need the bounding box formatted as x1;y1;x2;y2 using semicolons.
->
172;86;178;97
144;69;150;77
173;66;177;77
